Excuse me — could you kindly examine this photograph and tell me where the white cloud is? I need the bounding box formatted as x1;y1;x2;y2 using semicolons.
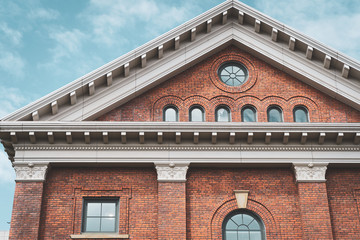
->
27;8;60;20
81;0;199;46
0;151;15;184
0;86;29;118
0;22;22;46
46;28;86;63
0;50;25;78
255;0;360;59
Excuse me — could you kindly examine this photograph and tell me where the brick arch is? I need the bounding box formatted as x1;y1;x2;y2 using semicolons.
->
287;96;319;122
209;197;281;240
259;96;288;122
183;95;211;122
209;96;237;122
152;95;184;121
235;96;262;122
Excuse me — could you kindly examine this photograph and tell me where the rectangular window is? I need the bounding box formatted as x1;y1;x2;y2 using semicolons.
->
82;198;119;233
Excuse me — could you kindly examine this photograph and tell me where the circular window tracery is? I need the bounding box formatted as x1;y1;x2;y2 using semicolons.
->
218;62;248;86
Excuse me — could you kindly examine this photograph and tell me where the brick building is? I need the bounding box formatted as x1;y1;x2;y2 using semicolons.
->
1;0;360;239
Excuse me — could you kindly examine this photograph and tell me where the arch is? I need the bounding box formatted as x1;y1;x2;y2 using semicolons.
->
267;105;283;122
210;198;281;240
152;96;184;121
222;209;265;240
215;105;231;122
189;105;205;122
163;105;179;121
241;105;257;122
293;105;309;122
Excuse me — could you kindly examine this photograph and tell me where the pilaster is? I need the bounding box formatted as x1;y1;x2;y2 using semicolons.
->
293;162;333;240
155;163;189;240
9;162;49;240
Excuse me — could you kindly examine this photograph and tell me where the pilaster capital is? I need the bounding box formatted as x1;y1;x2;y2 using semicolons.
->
293;162;328;183
13;162;49;182
155;162;189;182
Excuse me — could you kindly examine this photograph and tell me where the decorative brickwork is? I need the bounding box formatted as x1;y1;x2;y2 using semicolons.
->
97;46;360;123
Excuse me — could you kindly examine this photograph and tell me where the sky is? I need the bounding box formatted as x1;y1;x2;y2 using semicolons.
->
0;0;359;230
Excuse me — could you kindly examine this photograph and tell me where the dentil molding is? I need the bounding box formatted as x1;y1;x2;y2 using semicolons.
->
293;162;328;182
13;162;49;182
155;162;189;182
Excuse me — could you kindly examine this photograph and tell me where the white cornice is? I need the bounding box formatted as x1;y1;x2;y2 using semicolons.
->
1;0;359;121
1;121;359;133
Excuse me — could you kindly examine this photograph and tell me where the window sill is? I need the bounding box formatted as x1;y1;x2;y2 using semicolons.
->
70;234;129;239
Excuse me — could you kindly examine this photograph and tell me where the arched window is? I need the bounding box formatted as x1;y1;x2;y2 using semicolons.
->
189;105;205;122
293;106;309;122
223;210;265;240
216;106;231;122
241;106;257;122
267;106;283;122
163;105;178;121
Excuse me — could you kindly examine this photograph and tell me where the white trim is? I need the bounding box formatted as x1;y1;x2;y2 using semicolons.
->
293;162;328;183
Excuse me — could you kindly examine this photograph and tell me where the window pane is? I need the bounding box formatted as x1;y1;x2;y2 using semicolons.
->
102;203;116;217
268;108;282;122
191;108;204;122
226;219;238;230
248;220;260;230
249;231;262;240
87;203;101;217
294;108;308;122
165;108;177;121
231;214;243;225
86;218;101;232
226;231;238;240
242;108;256;122
238;231;250;240
243;214;254;226
101;218;116;232
217;108;230;122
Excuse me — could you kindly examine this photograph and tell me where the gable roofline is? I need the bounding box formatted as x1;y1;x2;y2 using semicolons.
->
2;0;360;121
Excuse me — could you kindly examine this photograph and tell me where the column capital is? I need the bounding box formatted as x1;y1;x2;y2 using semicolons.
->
13;162;49;182
155;162;189;182
293;162;328;183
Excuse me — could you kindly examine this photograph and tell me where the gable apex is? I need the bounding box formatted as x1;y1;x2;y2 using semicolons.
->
2;0;360;121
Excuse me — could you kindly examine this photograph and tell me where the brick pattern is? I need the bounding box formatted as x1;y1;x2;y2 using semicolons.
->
158;182;186;240
97;46;360;122
186;167;303;240
38;167;158;240
297;182;333;239
326;168;360;239
9;182;44;240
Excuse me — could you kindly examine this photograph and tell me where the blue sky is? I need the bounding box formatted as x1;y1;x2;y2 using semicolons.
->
0;0;359;230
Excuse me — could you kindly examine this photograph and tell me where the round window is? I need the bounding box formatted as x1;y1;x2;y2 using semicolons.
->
218;62;248;86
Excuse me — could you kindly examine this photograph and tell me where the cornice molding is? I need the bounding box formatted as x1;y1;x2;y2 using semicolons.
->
13;162;49;182
293;162;328;183
13;145;360;152
155;163;189;182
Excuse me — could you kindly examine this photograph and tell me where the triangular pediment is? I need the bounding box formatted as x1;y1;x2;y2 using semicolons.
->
2;0;360;122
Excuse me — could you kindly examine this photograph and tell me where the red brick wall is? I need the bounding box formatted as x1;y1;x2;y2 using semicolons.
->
297;182;333;239
39;167;158;240
326;168;360;239
158;182;186;240
97;46;360;122
186;167;303;240
9;182;44;240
